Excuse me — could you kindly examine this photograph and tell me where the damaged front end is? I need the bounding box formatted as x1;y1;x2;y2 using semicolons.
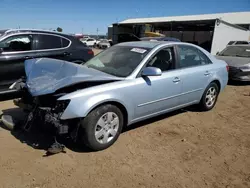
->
2;58;122;153
14;86;81;137
12;90;80;154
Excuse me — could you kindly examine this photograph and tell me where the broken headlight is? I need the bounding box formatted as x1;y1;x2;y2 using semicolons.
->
54;100;70;114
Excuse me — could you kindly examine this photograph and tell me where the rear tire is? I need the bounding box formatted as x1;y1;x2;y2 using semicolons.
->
79;104;124;151
199;82;219;111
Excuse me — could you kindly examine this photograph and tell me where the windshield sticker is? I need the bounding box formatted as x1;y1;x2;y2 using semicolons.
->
131;48;147;54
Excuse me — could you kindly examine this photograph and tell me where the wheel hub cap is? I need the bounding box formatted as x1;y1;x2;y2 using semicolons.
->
205;87;217;107
94;112;119;144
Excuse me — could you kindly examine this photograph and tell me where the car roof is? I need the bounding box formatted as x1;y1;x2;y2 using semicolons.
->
117;41;177;48
2;29;72;38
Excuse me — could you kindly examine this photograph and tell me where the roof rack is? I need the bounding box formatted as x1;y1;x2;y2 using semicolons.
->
4;28;61;35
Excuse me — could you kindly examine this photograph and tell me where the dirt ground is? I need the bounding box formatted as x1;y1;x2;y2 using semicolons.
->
0;50;250;188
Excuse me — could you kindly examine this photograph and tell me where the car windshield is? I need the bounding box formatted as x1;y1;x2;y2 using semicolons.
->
227;41;235;45
84;45;150;77
100;39;108;43
219;46;250;58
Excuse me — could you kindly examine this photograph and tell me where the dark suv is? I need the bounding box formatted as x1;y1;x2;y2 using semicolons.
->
0;29;94;100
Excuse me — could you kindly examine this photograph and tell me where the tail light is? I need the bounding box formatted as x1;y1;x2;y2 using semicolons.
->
88;50;94;55
226;65;229;72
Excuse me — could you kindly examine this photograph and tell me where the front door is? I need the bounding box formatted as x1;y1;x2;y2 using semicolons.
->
0;34;35;91
133;46;182;121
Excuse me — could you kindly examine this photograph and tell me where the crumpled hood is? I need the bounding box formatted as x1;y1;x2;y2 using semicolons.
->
25;58;122;96
215;55;250;67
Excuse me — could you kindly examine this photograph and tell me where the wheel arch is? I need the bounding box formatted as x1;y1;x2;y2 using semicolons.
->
85;100;129;126
210;79;221;92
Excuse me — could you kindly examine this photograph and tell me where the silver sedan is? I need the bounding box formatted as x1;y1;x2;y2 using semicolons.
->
216;45;250;81
4;41;229;152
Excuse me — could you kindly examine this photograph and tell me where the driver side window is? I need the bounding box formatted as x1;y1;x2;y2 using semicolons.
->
0;35;33;52
146;47;175;72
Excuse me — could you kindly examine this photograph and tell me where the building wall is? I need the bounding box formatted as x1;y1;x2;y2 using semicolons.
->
108;26;113;39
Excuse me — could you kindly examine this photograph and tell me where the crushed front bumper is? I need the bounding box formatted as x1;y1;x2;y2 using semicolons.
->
23;107;69;135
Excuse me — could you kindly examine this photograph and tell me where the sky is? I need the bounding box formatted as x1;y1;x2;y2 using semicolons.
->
0;0;249;34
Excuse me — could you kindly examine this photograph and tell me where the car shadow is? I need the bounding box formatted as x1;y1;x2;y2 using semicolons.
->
122;109;186;133
0;106;200;155
0;108;96;155
228;80;250;86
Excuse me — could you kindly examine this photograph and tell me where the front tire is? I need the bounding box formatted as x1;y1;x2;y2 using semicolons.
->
79;104;124;151
199;82;219;111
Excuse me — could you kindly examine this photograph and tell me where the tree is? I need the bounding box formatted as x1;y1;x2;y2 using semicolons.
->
57;27;63;32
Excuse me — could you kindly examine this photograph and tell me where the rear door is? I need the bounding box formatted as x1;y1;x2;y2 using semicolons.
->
175;44;214;105
33;34;71;61
0;34;36;90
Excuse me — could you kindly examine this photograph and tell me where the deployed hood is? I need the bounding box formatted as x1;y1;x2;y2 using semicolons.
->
215;55;250;67
25;58;123;96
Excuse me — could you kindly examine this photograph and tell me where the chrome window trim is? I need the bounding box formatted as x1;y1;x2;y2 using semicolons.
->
0;32;71;55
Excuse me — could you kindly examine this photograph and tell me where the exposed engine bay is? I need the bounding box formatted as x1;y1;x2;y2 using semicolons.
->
1;58;123;154
6;78;118;154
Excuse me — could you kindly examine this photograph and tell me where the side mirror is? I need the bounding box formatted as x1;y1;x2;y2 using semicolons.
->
216;51;220;55
0;48;3;53
141;67;162;77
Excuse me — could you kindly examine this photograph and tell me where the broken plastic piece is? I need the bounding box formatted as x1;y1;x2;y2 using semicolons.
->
1;115;16;130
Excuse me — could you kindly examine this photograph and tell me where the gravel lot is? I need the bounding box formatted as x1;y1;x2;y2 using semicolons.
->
0;49;249;188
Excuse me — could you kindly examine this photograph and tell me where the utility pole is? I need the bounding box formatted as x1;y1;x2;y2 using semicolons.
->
96;28;99;39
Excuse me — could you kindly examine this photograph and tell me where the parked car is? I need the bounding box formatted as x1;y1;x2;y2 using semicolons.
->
227;41;249;46
0;29;94;100
97;39;111;49
216;45;250;81
81;38;96;47
111;33;141;45
113;34;180;45
140;37;181;42
2;41;228;153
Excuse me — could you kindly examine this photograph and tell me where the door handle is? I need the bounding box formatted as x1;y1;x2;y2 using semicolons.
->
24;56;32;59
204;71;211;76
63;52;71;56
173;77;180;83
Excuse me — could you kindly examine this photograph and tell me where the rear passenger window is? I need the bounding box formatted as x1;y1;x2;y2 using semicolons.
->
62;38;70;47
37;34;62;50
177;45;211;68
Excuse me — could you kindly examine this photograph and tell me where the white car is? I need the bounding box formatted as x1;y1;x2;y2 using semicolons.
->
82;38;96;47
97;39;111;49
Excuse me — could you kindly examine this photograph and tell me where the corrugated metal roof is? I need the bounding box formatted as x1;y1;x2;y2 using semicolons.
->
119;12;250;25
